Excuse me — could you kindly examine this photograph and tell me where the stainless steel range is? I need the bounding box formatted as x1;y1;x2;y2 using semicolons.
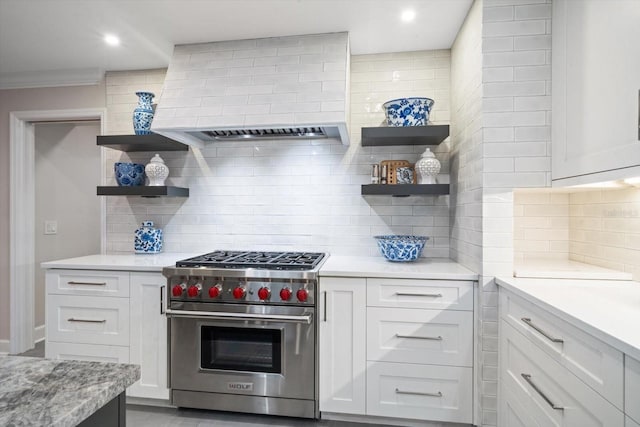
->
162;251;327;419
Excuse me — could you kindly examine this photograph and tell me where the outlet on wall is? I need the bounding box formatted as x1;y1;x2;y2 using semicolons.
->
44;220;57;235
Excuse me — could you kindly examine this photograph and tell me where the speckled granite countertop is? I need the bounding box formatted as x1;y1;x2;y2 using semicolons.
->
0;356;140;427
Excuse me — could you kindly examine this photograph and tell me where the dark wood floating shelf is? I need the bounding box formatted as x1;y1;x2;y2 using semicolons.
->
361;184;450;197
361;125;450;146
97;134;188;152
97;186;189;197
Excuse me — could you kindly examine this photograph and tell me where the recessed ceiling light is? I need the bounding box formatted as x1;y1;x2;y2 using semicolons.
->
104;34;120;46
401;9;416;22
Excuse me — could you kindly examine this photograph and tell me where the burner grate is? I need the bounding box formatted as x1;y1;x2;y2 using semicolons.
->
176;251;326;270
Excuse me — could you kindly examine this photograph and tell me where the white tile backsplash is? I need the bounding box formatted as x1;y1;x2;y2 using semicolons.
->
104;49;451;257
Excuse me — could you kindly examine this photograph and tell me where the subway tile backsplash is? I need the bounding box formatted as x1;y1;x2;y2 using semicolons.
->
104;49;451;257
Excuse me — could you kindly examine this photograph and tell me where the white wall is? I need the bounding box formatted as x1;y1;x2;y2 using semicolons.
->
0;83;105;343
35;122;102;328
103;50;452;257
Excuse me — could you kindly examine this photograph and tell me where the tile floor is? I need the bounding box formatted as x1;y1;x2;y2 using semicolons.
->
126;405;370;427
17;343;369;426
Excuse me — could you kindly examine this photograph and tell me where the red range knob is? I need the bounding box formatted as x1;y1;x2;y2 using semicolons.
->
279;287;292;301
232;287;246;300
296;288;309;302
208;285;222;298
172;285;184;297
257;287;271;301
187;285;201;298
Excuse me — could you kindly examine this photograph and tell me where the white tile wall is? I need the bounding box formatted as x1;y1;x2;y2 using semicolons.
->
569;188;640;281
103;49;451;257
152;33;349;132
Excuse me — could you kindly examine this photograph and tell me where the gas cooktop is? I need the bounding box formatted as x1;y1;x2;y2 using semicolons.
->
175;250;326;271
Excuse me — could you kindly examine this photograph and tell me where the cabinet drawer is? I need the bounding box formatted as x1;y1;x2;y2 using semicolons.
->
45;341;129;363
367;278;473;311
626;355;640;423
47;295;130;346
501;320;624;426
46;269;130;297
366;361;472;423
501;290;623;408
367;307;472;367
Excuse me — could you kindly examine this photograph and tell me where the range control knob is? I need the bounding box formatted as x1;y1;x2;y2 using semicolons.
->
208;284;222;298
257;287;271;301
187;284;201;298
279;287;292;301
172;284;185;297
296;288;309;302
232;286;246;300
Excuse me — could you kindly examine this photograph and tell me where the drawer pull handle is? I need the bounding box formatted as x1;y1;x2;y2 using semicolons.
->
521;318;564;343
396;333;443;341
395;292;443;298
67;318;107;323
395;388;442;398
521;373;564;411
67;281;107;286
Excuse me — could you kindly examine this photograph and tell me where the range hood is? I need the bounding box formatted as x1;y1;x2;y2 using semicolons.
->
151;32;350;147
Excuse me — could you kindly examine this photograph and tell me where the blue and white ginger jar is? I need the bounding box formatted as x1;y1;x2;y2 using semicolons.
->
134;221;163;254
133;91;155;135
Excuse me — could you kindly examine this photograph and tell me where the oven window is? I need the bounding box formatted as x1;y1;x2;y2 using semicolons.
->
200;326;282;373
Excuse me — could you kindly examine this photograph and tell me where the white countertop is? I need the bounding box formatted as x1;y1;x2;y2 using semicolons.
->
514;258;633;280
496;276;640;361
319;256;478;281
40;253;198;272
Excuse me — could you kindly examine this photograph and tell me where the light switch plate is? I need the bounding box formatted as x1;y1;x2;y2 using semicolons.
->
44;220;57;235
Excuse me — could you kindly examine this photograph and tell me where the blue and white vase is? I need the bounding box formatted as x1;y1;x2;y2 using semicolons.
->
134;221;163;254
133;91;155;135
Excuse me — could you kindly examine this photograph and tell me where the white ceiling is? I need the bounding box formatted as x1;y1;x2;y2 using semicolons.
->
0;0;472;89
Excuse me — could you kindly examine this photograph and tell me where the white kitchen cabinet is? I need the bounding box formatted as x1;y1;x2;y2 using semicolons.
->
628;416;640;427
46;294;130;346
366;278;473;311
552;0;640;185
366;361;472;423
46;341;130;364
45;268;171;402
500;320;624;426
501;290;623;408
626;355;640;424
128;272;169;400
366;307;473;367
318;277;366;415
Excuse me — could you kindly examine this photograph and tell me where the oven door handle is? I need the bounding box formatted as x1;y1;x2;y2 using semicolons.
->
165;309;313;324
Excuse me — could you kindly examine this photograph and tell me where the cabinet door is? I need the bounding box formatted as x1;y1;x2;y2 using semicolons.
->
626;355;640;424
128;272;169;400
46;341;129;364
319;277;366;415
501;320;624;427
552;0;640;185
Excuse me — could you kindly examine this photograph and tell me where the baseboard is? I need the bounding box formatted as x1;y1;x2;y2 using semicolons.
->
34;325;45;343
321;412;472;427
0;339;9;355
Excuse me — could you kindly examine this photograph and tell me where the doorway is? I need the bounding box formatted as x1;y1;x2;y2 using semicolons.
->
31;121;102;356
9;108;105;355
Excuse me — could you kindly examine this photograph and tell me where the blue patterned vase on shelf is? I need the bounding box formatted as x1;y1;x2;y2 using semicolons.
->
134;221;163;254
132;91;155;135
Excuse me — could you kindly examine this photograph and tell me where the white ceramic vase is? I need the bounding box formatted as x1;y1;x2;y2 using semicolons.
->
145;153;169;186
415;148;441;184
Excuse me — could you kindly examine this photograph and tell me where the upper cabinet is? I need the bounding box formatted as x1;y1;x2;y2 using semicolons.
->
552;0;640;186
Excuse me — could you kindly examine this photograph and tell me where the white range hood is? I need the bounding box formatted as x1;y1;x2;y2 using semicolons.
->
151;32;350;147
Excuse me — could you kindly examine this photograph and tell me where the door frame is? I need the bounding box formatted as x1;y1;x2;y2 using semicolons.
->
9;108;106;354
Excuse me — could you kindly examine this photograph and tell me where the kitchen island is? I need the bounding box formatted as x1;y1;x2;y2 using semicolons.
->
0;356;140;427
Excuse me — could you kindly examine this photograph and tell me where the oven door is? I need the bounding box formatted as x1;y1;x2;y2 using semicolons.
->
168;302;315;400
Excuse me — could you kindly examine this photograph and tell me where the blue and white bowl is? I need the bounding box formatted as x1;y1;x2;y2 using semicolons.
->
114;162;145;186
374;235;429;262
382;97;434;127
